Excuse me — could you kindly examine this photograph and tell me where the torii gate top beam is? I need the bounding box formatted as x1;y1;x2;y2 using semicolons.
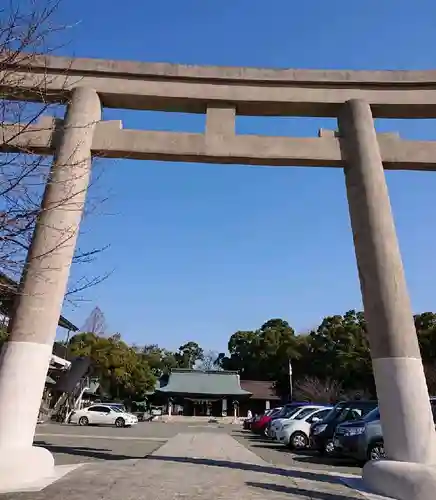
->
3;54;436;117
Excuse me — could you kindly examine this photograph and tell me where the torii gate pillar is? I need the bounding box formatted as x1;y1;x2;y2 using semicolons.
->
0;87;101;491
339;99;436;500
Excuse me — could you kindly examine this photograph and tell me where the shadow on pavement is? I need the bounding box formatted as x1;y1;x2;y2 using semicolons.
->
249;442;288;450
244;436;270;442
147;455;347;486
34;441;144;461
240;433;360;469
291;453;359;468
246;481;359;500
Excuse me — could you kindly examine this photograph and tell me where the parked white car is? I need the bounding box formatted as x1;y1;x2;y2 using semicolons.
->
70;404;138;427
276;406;332;449
269;405;328;440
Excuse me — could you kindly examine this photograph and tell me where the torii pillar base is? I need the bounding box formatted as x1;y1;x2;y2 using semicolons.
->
364;461;436;500
0;446;54;493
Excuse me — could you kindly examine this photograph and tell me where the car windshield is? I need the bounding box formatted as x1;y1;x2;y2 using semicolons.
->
111;407;123;412
363;407;380;421
336;407;365;422
282;406;304;418
293;407;319;420
274;408;286;417
322;404;346;423
276;404;303;417
322;402;376;423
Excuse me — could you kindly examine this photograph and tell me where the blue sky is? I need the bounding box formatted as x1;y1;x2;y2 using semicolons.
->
54;0;436;351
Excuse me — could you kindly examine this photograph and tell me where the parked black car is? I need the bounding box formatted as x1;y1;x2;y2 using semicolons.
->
310;399;377;455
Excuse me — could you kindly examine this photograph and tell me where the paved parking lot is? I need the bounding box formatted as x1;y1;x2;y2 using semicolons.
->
34;422;362;475
231;430;362;475
12;425;368;500
34;421;228;465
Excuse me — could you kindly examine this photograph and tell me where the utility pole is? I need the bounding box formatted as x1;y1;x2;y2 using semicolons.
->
288;359;293;402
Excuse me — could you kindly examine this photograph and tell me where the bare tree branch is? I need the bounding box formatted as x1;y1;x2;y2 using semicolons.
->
80;306;108;335
294;376;344;404
0;0;109;305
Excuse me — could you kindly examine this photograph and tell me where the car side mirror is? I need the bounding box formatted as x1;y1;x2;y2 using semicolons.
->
311;417;321;423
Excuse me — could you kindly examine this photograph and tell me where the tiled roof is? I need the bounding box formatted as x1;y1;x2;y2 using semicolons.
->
0;272;78;331
157;369;251;396
240;380;280;400
144;379;165;396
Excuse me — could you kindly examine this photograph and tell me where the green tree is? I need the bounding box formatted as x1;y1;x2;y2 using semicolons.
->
414;312;436;394
0;326;8;350
218;330;260;377
221;330;259;376
68;332;156;400
256;319;301;394
218;313;375;398
302;310;373;393
176;341;204;369
415;312;436;363
62;308;436;405
140;344;179;375
218;318;301;397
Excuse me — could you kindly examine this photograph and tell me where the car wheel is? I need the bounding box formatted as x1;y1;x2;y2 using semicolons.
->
290;431;309;450
368;441;385;461
115;417;125;428
325;440;335;455
78;416;89;426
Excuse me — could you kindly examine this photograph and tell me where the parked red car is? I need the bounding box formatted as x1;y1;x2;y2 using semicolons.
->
251;407;282;434
251;414;269;433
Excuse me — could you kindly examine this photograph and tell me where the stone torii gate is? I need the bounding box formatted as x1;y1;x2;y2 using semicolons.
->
1;56;436;499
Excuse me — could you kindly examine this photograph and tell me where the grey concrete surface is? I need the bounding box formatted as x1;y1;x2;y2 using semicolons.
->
0;87;102;492
363;459;436;500
5;112;436;171
232;430;362;476
5;430;366;500
33;422;228;465
34;422;362;476
36;421;227;438
33;435;165;465
20;52;436;83
340;98;436;466
6;53;436;118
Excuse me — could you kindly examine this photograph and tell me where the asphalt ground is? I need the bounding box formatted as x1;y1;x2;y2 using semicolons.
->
34;421;225;465
232;429;362;475
34;422;362;475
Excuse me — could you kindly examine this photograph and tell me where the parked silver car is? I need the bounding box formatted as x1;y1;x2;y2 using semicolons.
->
333;398;436;462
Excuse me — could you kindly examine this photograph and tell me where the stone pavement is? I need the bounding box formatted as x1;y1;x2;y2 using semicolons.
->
2;432;381;500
